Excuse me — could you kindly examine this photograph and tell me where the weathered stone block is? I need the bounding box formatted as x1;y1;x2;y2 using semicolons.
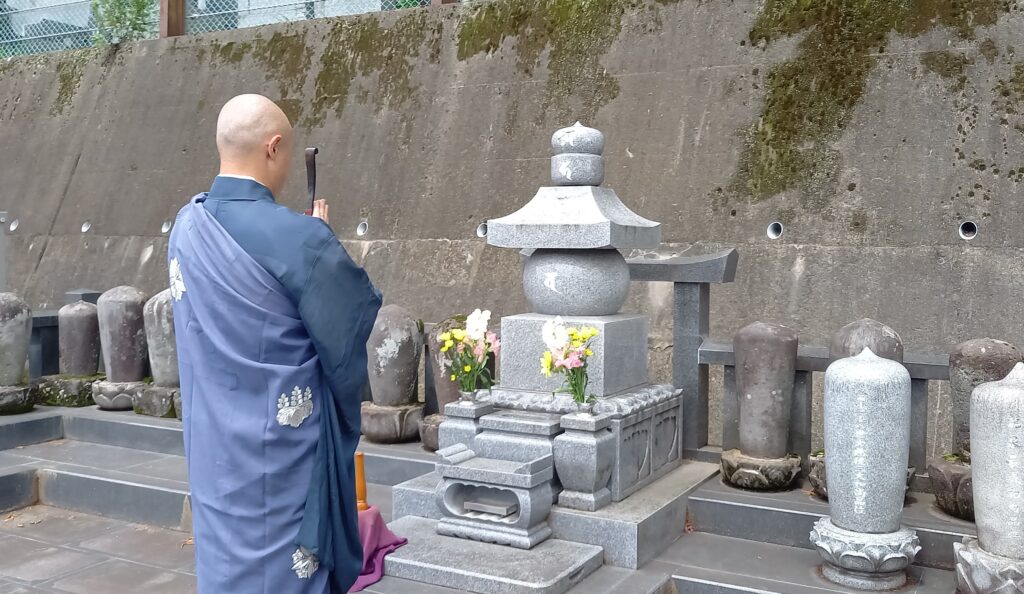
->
92;380;144;411
143;289;178;388
927;459;974;521
133;385;179;418
829;318;903;363
97;286;148;383
173;391;182;420
58;301;100;376
30;376;97;407
720;449;800;491
0;386;32;415
734;321;799;459
0;293;31;386
366;304;422;407
360;401;422;444
498;313;648;397
949;338;1022;460
418;413;444;452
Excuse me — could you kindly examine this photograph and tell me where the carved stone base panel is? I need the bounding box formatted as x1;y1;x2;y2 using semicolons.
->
437;516;553;550
955;537;1024;594
361;402;423;444
720;449;801;491
438;401;496;450
807;453;915;502
418;413;445;452
133;385;179;418
928;459;974;521
92;380;144;411
809;517;920;591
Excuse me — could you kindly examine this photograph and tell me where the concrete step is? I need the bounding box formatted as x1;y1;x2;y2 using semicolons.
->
687;478;974;569
365;566;673;594
657;532;957;594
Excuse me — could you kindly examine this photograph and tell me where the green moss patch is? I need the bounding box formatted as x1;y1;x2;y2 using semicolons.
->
52;49;95;116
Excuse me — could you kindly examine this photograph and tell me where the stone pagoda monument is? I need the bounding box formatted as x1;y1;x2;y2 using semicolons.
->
386;124;702;594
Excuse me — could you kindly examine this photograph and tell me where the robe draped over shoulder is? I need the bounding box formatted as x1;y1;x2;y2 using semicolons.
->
168;177;382;594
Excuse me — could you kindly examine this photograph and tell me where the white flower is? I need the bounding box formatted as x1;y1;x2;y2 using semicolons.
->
169;258;186;301
541;316;568;352
466;308;491;341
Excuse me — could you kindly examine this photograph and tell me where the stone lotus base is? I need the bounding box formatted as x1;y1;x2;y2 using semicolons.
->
927;458;973;521
0;385;33;415
720;449;801;491
133;385;179;418
955;536;1024;594
30;376;98;407
809;517;920;591
417;413;444;452
361;401;423;444
92;381;145;411
807;453;915;502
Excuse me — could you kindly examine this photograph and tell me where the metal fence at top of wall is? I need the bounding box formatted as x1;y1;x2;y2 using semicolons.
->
0;0;430;57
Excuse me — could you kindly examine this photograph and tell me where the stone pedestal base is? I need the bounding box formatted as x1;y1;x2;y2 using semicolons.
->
0;386;33;415
418;413;444;452
809;517;920;591
92;381;144;411
31;376;97;407
438;401;495;450
361;402;423;444
807;453;915;501
955;536;1024;594
133;385;179;418
554;412;614;511
720;449;800;491
928;459;973;521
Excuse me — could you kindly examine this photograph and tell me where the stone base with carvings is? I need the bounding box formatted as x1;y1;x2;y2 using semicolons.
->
720;449;800;491
807;453;915;502
31;376;98;407
810;517;920;591
361;402;423;444
955;536;1024;594
928;458;974;521
92;380;144;411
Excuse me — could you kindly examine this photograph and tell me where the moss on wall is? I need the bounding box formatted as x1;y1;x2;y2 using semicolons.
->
994;62;1024;115
921;50;972;92
731;0;1014;203
456;0;682;125
52;49;95;116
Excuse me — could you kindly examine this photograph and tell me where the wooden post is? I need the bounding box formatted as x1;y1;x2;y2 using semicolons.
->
160;0;185;38
355;452;369;511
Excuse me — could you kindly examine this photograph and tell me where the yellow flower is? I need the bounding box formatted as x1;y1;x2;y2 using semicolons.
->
568;328;580;339
444;339;454;349
451;329;467;341
540;351;553;377
583;327;599;339
440;345;449;353
464;365;472;373
450;374;456;381
571;340;582;348
585;348;593;356
439;332;451;341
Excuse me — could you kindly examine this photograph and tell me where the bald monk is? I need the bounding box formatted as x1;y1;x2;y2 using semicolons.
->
168;94;382;593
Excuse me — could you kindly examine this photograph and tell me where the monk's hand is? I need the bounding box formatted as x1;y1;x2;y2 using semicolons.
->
312;199;329;224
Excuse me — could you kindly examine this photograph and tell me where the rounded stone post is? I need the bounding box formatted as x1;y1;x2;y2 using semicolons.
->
721;321;800;490
133;289;179;418
419;315;467;451
929;338;1021;521
810;349;919;590
58;301;100;377
955;363;1024;593
0;293;33;414
93;286;148;410
362;304;424;443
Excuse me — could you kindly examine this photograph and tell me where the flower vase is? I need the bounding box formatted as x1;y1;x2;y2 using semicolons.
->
576;401;593;416
459;390;476;404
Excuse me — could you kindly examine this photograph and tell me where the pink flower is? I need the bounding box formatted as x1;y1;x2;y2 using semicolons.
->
563;351;584;369
473;342;486;363
486;332;501;357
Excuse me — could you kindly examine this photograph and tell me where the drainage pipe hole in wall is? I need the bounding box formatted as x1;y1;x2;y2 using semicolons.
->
476;222;488;238
8;219;18;233
959;221;978;241
356;221;368;237
767;221;784;240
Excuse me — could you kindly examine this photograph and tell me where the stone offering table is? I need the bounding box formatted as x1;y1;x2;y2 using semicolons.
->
955;363;1024;594
0;293;33;414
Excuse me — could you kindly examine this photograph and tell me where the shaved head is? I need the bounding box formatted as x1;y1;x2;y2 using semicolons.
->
215;94;294;197
216;94;292;160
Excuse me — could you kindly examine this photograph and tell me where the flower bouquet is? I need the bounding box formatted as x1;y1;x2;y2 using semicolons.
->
540;317;600;410
439;308;500;402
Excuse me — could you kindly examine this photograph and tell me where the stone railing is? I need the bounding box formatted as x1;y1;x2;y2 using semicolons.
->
626;249;952;492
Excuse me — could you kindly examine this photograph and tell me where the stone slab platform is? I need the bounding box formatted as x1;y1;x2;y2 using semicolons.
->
384;516;604;594
687;477;976;570
392;460;718;569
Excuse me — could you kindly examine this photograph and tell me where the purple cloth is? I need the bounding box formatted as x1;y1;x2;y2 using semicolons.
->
348;506;407;592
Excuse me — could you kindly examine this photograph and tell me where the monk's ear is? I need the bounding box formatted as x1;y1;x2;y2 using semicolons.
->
267;134;283;160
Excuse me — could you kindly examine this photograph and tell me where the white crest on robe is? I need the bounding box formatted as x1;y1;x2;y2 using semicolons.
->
169;258;187;301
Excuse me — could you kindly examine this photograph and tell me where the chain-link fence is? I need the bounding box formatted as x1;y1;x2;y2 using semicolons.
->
1;0;99;56
187;0;428;35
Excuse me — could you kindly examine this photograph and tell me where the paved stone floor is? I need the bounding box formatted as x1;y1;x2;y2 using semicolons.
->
0;506;196;593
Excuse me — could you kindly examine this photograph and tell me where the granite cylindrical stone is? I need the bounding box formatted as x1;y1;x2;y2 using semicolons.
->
0;293;31;386
522;249;630;316
366;304;422;408
735;321;799;459
97;286;148;383
949;338;1022;460
550;153;604;186
824;349;911;534
829;318;903;363
58;301;100;376
971;362;1024;559
144;289;178;388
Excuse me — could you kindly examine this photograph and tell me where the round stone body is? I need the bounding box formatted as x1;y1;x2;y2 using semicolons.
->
971;362;1024;559
829;318;903;363
949;338;1022;460
58;301;100;377
428;315;466;413
522;249;629;316
823;349;911;534
97;286;149;383
550;153;603;186
734;321;799;459
144;289;178;388
551;122;604;156
366;304;422;408
0;293;31;386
